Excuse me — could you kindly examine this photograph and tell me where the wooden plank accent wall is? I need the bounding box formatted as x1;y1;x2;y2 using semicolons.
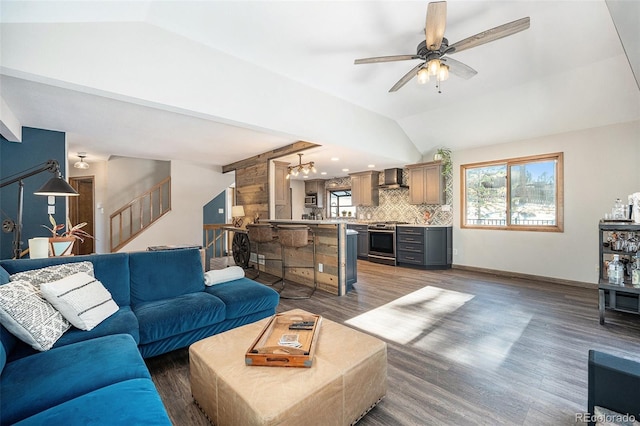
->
222;141;318;221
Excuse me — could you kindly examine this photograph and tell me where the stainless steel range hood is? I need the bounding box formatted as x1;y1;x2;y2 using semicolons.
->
379;168;407;189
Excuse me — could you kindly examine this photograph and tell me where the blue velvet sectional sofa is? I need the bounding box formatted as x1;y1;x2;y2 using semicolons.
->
0;248;279;425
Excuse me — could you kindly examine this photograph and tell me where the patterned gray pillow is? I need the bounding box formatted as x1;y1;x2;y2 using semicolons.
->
0;280;71;351
9;261;94;288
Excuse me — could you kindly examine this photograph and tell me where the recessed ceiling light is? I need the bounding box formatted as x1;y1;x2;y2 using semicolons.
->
331;157;340;161
367;164;375;168
342;168;349;172
320;172;327;175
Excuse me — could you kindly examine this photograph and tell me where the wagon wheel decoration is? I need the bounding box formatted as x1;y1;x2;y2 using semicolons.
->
232;232;250;269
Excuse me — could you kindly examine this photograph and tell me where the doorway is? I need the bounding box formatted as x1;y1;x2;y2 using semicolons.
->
69;176;95;255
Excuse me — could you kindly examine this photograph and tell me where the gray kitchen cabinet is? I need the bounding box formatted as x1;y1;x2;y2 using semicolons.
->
347;224;369;259
406;161;445;205
397;226;452;269
350;171;379;206
304;179;325;195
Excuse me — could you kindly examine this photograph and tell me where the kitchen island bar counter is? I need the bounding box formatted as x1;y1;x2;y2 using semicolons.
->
258;220;352;296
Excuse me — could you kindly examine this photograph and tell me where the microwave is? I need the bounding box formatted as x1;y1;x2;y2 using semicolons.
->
304;195;317;206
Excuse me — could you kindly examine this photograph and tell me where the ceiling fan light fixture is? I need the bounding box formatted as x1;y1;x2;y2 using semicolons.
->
438;64;449;81
427;59;441;76
417;67;430;85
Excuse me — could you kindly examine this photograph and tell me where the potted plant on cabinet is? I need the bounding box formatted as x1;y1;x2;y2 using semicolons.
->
42;215;93;256
434;148;452;177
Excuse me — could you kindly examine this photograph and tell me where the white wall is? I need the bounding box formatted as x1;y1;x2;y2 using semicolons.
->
452;120;640;285
106;156;170;213
120;159;234;252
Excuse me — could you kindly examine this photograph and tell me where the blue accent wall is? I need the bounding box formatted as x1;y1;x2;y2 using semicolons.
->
203;191;227;258
0;127;67;259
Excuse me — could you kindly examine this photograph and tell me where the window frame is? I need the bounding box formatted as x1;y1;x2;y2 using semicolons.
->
461;152;564;232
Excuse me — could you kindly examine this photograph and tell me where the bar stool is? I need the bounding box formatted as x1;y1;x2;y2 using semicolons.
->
246;223;279;284
276;225;317;300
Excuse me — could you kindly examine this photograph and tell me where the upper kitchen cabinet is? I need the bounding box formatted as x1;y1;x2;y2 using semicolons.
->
406;161;445;205
304;179;325;208
350;171;380;206
274;161;290;206
304;179;324;195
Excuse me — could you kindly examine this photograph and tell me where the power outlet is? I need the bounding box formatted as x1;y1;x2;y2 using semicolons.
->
318;263;324;273
258;254;265;265
453;249;458;256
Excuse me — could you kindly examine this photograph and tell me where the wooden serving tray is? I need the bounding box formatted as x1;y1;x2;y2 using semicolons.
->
245;313;322;368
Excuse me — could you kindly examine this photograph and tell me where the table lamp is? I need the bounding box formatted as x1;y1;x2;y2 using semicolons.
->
232;205;245;228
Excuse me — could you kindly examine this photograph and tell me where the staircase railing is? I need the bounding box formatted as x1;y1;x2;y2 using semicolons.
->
203;224;229;271
110;177;171;252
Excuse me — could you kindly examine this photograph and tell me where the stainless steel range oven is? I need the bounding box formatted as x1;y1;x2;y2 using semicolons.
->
368;222;403;266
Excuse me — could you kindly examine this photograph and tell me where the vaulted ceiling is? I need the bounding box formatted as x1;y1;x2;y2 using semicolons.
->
1;1;638;179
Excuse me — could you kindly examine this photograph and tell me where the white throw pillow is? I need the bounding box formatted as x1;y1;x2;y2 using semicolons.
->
10;261;94;288
0;280;71;351
204;266;245;286
40;272;119;331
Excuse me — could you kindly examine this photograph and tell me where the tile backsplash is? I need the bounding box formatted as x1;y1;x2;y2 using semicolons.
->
324;169;453;225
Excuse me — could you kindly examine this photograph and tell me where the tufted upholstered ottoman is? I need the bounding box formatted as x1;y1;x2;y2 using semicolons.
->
189;309;387;426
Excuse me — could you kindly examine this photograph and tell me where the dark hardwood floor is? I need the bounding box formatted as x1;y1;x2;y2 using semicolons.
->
145;261;640;425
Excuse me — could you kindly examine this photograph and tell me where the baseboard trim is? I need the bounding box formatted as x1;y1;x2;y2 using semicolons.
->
451;264;595;289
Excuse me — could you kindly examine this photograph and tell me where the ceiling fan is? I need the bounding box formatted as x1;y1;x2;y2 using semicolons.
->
354;1;530;92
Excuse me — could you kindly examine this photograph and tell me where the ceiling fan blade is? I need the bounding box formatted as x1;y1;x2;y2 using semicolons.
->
445;17;530;55
389;63;424;92
441;57;477;80
425;1;447;51
354;55;419;65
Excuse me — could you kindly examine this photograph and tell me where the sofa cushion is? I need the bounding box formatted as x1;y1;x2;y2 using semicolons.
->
7;307;140;362
8;261;94;287
129;248;204;304
0;335;5;377
0;253;132;307
1;334;151;425
205;277;280;319
58;306;139;345
0;266;9;284
133;292;225;344
14;378;171;426
40;272;119;331
138;308;277;359
0;280;70;351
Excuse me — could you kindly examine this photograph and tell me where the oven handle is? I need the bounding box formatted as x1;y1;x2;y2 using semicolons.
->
368;229;396;233
368;254;396;260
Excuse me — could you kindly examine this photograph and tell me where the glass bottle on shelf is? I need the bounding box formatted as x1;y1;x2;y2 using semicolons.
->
612;198;625;220
631;255;640;287
608;254;625;285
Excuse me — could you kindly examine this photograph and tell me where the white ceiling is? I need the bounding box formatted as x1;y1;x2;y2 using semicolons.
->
1;0;638;180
